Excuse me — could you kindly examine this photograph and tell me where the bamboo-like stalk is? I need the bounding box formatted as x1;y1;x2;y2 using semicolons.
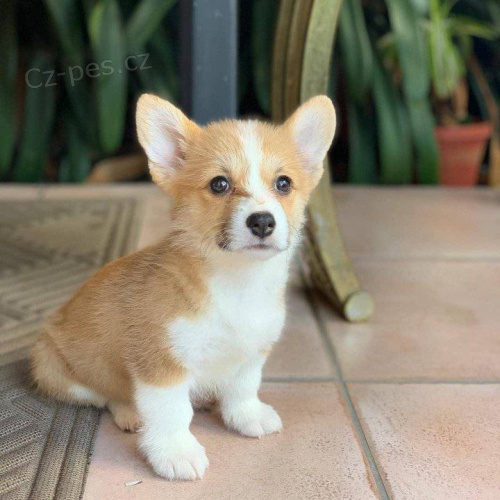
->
468;54;500;187
86;153;147;183
272;0;374;322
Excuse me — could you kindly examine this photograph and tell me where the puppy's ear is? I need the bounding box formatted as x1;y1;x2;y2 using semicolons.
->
285;95;336;185
136;94;201;189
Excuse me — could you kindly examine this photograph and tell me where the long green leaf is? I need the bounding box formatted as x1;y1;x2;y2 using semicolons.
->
468;65;489;121
44;0;85;66
137;27;177;101
347;101;378;184
386;0;439;183
407;99;440;183
126;0;176;49
44;0;97;147
89;0;127;153
410;0;429;16
14;53;56;182
59;111;92;182
372;59;412;184
386;0;429;100
488;3;500;25
251;0;277;115
150;28;178;96
448;16;499;40
431;25;464;98
338;0;373;103
0;0;18;178
62;75;98;148
440;0;460;18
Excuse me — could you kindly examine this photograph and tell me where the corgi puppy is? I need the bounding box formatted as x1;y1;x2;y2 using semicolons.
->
30;94;336;480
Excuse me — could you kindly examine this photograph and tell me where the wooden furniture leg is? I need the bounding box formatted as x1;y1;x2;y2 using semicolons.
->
272;0;374;321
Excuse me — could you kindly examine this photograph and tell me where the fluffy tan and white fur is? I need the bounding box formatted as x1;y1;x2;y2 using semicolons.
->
30;94;336;480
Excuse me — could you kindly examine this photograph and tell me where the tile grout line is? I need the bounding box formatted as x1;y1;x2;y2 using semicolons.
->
351;256;500;262
305;290;391;500
263;376;337;383
346;379;500;385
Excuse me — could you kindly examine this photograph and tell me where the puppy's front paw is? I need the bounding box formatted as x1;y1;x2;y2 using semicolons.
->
223;401;282;438
140;432;209;480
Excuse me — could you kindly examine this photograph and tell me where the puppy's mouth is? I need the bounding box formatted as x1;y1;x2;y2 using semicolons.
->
216;229;286;254
240;242;288;255
243;244;274;251
217;240;284;253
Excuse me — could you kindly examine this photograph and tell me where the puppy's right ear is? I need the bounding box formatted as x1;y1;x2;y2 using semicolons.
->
136;94;201;189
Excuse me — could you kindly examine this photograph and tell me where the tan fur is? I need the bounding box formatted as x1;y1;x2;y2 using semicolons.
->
108;401;142;432
31;239;208;407
159;120;315;254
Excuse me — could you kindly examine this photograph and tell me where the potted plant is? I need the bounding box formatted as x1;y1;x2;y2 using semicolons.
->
376;0;498;185
424;0;497;185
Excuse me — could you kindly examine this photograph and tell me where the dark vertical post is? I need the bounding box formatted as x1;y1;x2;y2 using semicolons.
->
180;0;238;125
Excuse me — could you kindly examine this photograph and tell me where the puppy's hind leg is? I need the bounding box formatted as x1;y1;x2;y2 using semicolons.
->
108;400;143;432
30;332;107;408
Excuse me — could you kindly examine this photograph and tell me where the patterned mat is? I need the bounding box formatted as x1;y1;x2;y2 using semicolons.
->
0;198;140;499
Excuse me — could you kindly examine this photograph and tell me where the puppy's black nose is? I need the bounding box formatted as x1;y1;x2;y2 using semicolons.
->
246;212;276;238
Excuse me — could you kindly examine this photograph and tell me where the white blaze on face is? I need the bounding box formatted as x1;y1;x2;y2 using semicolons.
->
228;122;289;255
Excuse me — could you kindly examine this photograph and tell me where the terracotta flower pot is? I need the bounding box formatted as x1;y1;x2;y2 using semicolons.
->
435;122;492;186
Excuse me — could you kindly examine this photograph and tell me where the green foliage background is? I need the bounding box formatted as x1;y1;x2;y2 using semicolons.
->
1;0;179;182
0;0;498;184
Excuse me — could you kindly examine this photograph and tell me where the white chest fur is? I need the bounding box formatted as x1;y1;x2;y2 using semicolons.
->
167;251;291;382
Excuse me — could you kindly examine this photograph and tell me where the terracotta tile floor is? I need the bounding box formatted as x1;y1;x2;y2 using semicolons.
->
2;185;499;499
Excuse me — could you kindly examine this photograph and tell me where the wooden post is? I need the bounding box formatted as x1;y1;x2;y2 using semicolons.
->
272;0;374;322
180;0;238;124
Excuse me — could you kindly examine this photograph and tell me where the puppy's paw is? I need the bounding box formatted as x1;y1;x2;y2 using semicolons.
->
223;401;282;438
108;401;143;433
141;432;209;481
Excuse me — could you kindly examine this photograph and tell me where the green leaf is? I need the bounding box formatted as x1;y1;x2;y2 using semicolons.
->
44;0;98;146
448;16;499;40
488;3;500;25
386;0;430;100
125;1;178;105
126;0;176;49
137;27;177;101
407;99;440;184
14;53;56;182
410;0;429;16
44;0;85;67
62;75;98;148
468;65;489;121
429;22;464;99
59;111;92;182
347;101;378;184
429;0;442;20
88;0;127;154
251;0;277;115
386;0;439;183
372;58;413;184
440;0;460;18
338;0;373;103
0;0;17;178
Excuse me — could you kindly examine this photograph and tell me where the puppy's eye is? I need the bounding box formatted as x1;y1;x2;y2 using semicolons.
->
209;176;231;195
275;175;292;194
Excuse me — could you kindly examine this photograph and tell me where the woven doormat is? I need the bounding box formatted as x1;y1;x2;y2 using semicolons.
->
0;198;141;499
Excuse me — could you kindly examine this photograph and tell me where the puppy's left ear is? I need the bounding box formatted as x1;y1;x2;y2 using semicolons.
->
285;95;336;185
136;94;201;190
